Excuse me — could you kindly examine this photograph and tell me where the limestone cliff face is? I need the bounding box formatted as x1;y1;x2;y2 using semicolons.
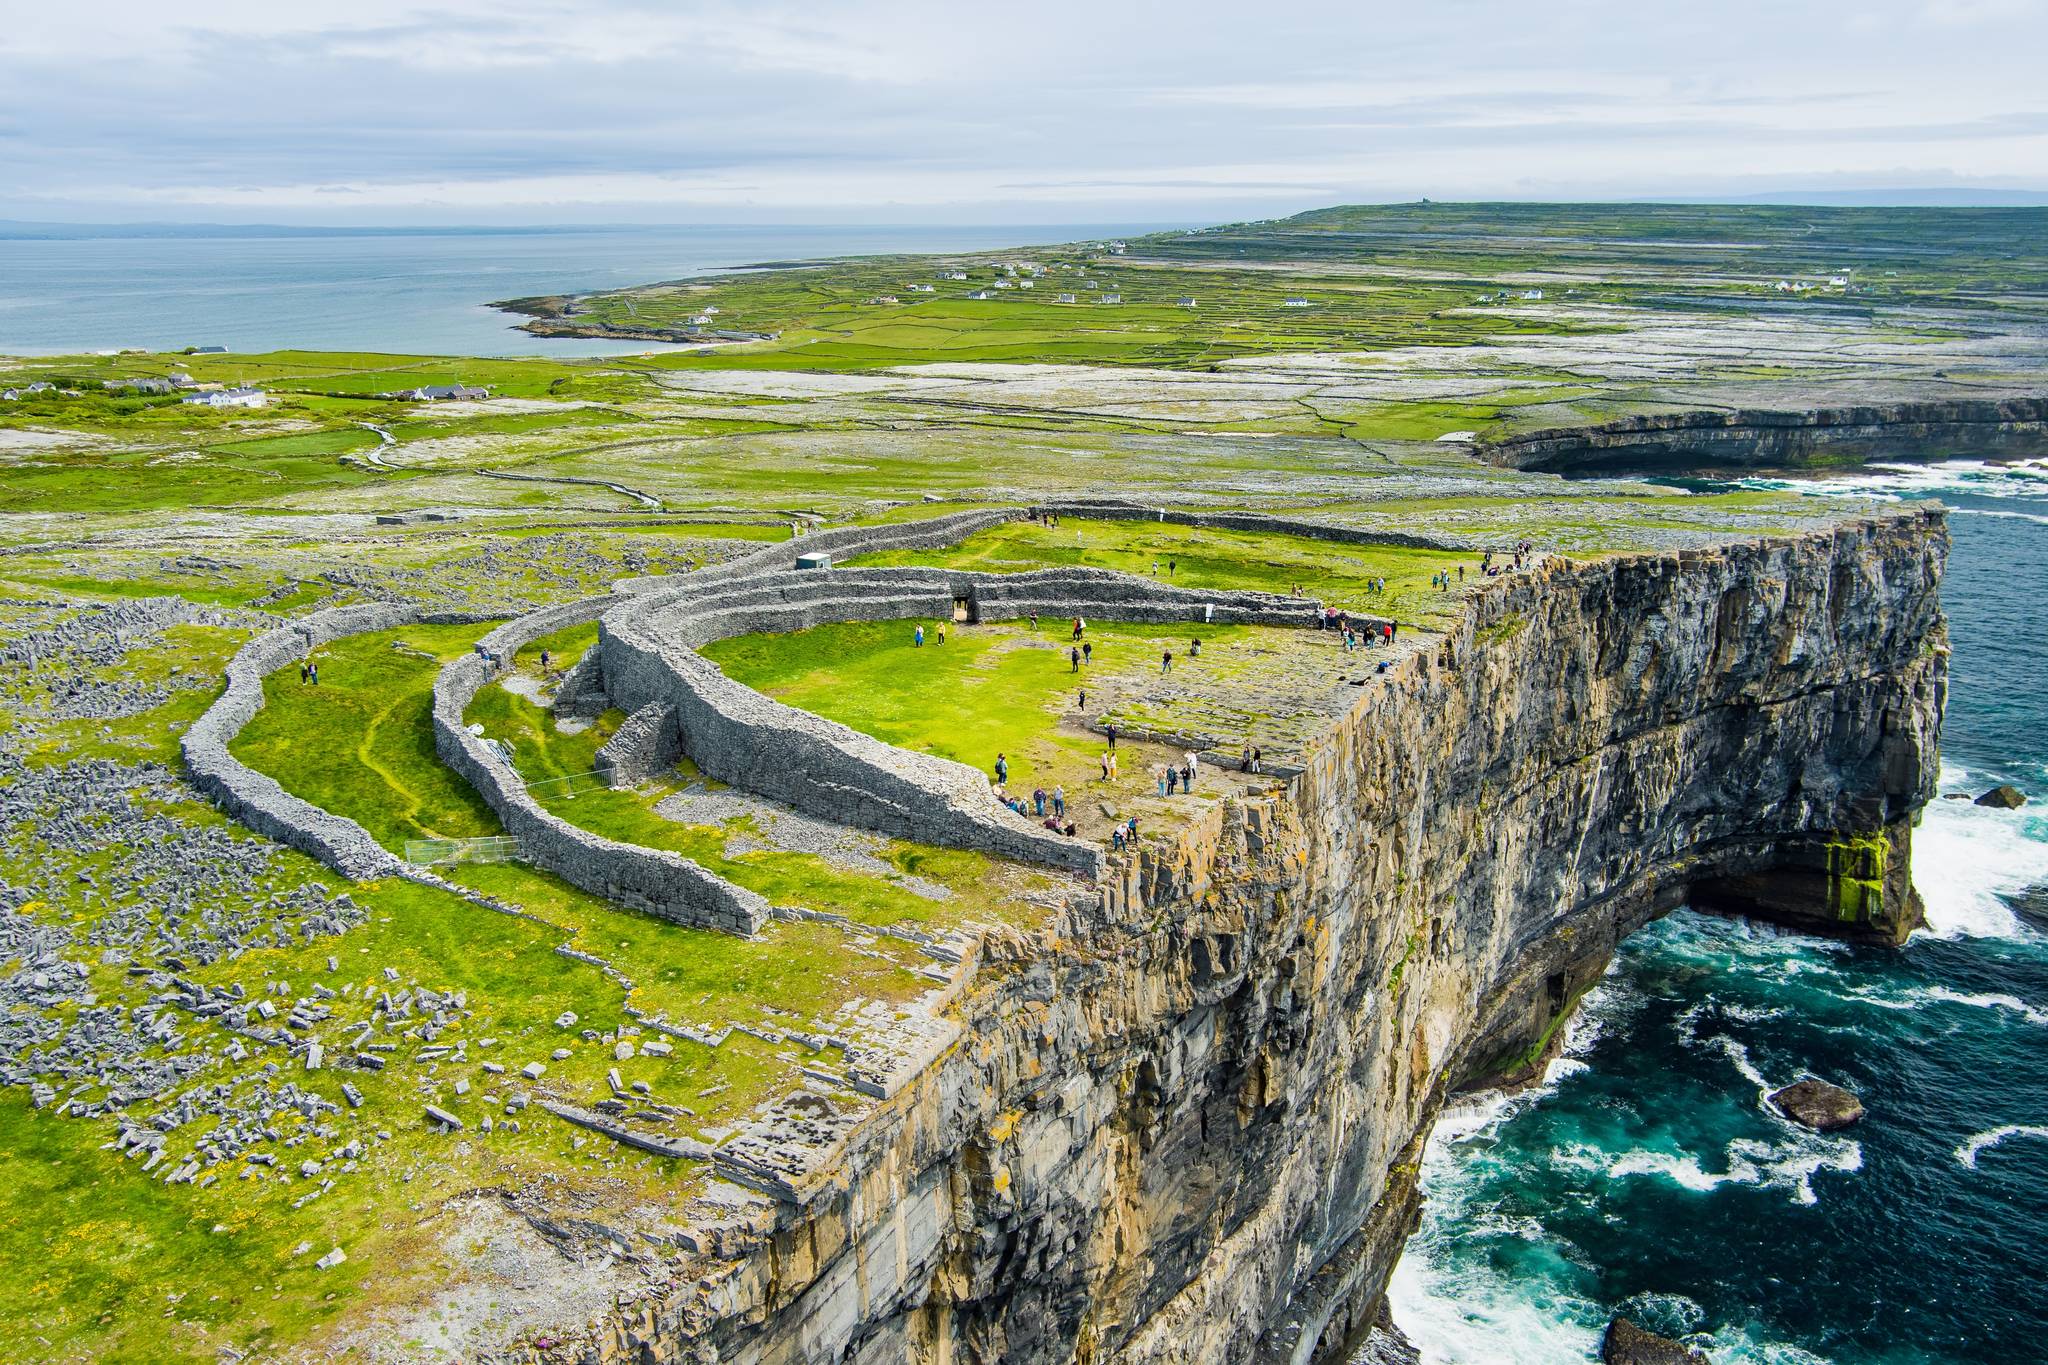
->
1482;396;2046;474
556;510;1946;1365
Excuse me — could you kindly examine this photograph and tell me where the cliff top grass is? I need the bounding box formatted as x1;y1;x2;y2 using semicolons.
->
699;614;1376;834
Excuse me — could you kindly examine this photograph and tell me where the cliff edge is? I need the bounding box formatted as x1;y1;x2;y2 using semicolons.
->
536;509;1946;1365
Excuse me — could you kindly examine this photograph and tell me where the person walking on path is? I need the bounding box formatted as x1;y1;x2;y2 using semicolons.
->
1072;617;1083;641
1160;649;1173;675
1083;641;1092;664
1078;689;1087;711
539;647;552;673
994;752;1009;786
1030;612;1039;629
1071;646;1081;673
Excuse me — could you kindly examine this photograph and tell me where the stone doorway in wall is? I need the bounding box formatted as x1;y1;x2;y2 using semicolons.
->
953;596;974;623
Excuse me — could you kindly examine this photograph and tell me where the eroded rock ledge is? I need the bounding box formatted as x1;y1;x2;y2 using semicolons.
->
1481;394;2047;474
530;507;1944;1365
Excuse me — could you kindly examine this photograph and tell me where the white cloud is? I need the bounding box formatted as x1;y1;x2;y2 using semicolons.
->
2;0;2043;221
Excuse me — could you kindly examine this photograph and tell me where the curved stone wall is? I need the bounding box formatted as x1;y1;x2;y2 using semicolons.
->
596;565;1317;877
182;603;495;880
430;592;773;936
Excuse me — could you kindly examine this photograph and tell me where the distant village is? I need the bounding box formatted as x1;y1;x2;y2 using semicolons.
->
3;364;490;408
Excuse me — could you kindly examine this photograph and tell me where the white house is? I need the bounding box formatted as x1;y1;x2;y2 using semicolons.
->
1099;294;1122;305
1056;292;1076;303
182;387;268;409
1282;298;1312;307
1521;289;1545;301
909;283;936;293
945;270;968;281
1108;241;1127;254
967;289;994;300
1177;296;1198;307
398;384;489;401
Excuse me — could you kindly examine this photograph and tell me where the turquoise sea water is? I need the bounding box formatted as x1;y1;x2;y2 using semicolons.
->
1389;460;2048;1363
0;222;1164;357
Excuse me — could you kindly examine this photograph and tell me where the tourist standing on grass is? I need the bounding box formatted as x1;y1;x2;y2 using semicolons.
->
1030;612;1038;629
1251;745;1262;774
1078;689;1087;711
1161;649;1173;674
1160;767;1170;797
539;647;552;673
1105;722;1117;750
915;625;925;647
936;626;945;645
1101;751;1112;780
1071;646;1081;673
995;753;1008;786
1033;787;1046;816
1083;641;1092;664
1185;752;1198;788
1052;785;1065;819
300;659;311;684
1190;637;1201;657
1072;617;1083;640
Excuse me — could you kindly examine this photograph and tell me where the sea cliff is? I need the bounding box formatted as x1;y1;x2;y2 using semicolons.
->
1481;396;2048;474
540;509;1946;1365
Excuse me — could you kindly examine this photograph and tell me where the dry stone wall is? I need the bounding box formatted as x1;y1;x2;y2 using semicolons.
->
429;593;773;936
1032;499;1470;552
596;565;1314;877
181;603;495;880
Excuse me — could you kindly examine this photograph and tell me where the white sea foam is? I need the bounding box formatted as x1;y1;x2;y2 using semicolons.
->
1920;987;2048;1026
1955;1124;2048;1169
1385;1240;1601;1365
1912;762;2048;940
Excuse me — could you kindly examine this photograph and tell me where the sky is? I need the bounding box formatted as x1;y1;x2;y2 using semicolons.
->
3;0;2047;225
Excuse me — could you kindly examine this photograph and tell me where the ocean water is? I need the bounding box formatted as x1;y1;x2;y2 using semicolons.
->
0;222;1163;357
1389;459;2048;1363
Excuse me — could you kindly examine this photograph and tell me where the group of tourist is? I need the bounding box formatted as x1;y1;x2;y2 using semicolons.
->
912;624;947;646
1481;542;1536;577
1157;751;1200;796
1430;567;1463;590
297;658;320;685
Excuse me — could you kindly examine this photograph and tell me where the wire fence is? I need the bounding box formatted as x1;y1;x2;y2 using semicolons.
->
404;835;522;867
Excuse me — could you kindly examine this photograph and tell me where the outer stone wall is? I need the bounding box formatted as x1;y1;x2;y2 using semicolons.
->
1031;500;1470;552
182;603;495;879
